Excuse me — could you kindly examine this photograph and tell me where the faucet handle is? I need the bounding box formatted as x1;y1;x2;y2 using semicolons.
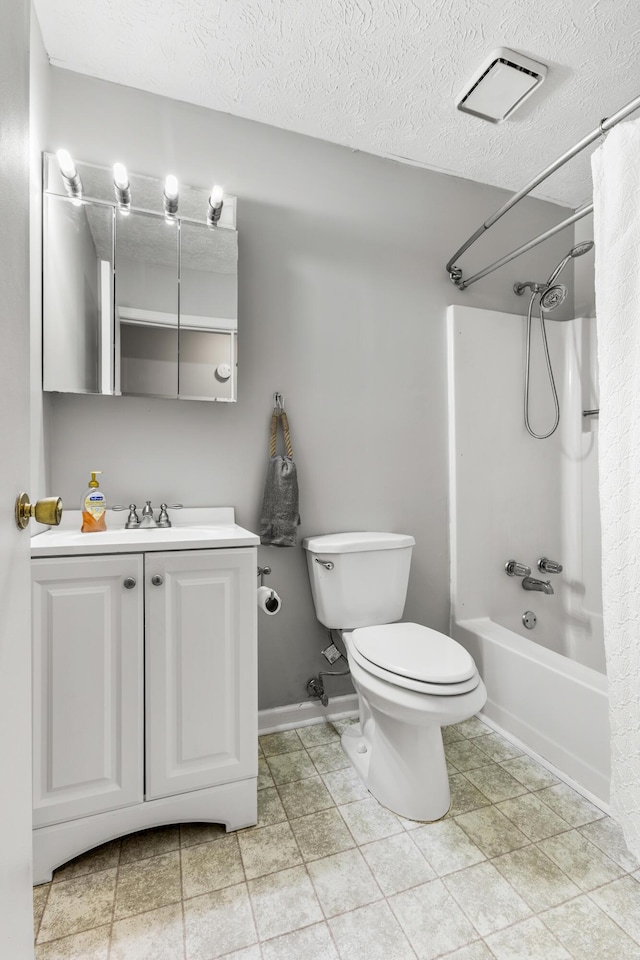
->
112;504;140;528
505;560;531;578
157;503;183;528
538;557;563;574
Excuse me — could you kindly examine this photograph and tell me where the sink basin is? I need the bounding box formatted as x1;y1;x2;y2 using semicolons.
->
31;507;259;557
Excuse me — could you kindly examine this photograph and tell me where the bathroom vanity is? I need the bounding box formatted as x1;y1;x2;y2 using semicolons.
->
30;508;258;884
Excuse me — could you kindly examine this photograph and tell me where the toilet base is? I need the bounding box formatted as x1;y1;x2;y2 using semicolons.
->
341;715;452;822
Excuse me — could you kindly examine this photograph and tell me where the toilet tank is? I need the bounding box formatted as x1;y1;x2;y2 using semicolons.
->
302;532;415;629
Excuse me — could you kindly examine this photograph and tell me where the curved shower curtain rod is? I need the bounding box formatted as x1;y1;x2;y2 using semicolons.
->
446;92;640;290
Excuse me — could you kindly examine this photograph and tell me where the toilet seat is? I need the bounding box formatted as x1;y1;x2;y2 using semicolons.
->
347;623;480;696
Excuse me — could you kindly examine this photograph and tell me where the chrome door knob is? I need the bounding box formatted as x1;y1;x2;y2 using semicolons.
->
123;577;137;589
151;575;164;586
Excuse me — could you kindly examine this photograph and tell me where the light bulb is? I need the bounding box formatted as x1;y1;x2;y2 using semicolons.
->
56;148;76;179
164;175;179;200
209;184;224;206
113;162;129;190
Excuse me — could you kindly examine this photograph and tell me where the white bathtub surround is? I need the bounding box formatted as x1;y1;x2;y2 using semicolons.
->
448;305;609;804
447;305;603;670
592;119;640;860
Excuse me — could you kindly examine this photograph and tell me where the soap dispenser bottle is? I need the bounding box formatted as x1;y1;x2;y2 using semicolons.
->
81;471;107;533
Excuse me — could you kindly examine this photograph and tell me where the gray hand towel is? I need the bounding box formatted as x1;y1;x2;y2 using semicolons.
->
259;456;301;546
260;408;301;547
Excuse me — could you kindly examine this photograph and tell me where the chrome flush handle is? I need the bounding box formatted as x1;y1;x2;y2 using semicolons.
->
314;558;334;571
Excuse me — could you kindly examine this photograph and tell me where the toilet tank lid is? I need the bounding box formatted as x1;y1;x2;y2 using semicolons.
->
302;532;415;554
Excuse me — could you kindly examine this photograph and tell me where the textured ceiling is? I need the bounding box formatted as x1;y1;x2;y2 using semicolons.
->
34;0;640;208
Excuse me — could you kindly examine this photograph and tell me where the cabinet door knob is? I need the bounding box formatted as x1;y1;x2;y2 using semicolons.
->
151;575;164;586
123;577;137;589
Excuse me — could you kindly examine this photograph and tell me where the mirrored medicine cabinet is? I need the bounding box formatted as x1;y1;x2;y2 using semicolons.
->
42;153;238;402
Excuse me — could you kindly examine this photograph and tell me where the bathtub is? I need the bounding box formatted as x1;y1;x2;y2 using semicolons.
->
453;616;610;805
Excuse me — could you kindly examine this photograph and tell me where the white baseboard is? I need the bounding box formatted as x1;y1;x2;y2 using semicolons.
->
258;694;359;735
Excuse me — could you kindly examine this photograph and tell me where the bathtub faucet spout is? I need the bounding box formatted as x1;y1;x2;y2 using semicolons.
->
522;576;554;595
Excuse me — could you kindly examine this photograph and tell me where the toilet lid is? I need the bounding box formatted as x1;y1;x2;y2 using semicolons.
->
351;622;476;684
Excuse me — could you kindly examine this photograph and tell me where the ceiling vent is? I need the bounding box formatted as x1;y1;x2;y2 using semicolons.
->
456;47;547;123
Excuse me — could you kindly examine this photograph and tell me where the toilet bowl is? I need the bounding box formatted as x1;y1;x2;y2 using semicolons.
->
302;532;487;821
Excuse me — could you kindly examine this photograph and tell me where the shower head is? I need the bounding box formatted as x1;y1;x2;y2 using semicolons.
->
546;241;595;285
571;241;595;257
539;283;568;311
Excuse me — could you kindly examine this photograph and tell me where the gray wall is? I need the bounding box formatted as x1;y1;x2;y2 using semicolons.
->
45;68;574;710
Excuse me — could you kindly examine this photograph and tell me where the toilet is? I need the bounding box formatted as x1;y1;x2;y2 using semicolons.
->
303;532;487;821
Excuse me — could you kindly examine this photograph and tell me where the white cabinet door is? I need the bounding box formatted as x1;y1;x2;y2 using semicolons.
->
32;555;144;827
145;548;257;800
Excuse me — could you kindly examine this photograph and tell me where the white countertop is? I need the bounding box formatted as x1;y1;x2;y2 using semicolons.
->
31;507;259;557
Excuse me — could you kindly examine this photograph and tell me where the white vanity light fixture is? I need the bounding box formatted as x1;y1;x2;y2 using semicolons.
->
56;148;83;201
163;174;179;220
113;162;131;213
207;184;224;227
455;47;547;123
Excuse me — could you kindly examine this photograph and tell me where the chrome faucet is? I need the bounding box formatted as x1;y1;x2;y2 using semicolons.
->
113;501;183;530
522;576;554;595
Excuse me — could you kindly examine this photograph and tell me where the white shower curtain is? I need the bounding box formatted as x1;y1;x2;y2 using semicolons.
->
592;119;640;859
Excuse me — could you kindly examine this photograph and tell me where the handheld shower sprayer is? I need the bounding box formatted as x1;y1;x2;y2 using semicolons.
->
545;241;595;287
513;241;594;440
513;241;595;303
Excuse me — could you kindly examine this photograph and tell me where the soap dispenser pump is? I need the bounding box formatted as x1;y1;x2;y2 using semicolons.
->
81;471;107;533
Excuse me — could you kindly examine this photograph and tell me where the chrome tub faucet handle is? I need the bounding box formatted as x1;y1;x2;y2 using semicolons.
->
538;557;563;574
505;560;531;578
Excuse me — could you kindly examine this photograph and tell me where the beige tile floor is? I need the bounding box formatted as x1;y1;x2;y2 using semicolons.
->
33;716;640;960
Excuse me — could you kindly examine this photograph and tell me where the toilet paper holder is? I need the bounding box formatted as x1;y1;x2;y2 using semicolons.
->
257;566;281;616
257;565;272;587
